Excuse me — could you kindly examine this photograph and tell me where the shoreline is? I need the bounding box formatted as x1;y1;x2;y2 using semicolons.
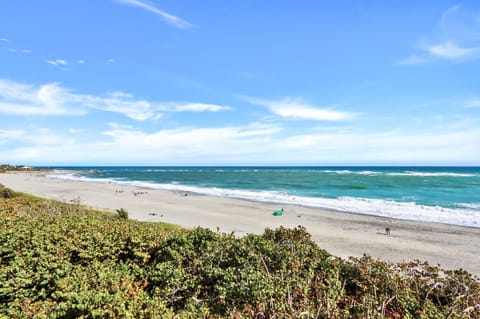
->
42;168;480;228
1;171;480;276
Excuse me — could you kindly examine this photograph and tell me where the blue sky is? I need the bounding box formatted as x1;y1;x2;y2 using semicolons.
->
1;0;480;165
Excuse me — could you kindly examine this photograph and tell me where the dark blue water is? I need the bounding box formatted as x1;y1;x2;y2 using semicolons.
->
46;166;480;227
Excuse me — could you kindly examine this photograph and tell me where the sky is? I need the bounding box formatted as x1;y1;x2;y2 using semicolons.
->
1;0;480;166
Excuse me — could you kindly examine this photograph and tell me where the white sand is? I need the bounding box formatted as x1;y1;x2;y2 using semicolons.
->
1;171;479;276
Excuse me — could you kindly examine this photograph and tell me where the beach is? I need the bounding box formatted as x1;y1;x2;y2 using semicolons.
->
1;171;479;276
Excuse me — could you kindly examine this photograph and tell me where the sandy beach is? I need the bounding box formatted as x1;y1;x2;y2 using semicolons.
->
1;171;479;277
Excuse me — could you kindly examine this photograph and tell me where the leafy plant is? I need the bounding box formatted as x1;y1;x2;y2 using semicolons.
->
116;208;129;220
0;183;479;318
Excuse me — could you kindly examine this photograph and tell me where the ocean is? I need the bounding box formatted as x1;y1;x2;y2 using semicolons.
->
46;166;480;227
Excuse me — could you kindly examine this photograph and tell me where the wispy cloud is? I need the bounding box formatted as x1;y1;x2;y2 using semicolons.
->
0;80;85;116
21;49;31;54
168;102;232;112
400;5;480;64
76;59;85;64
45;59;69;71
244;96;354;121
107;58;116;64
399;42;480;64
0;78;232;120
45;59;68;66
276;128;480;163
398;54;429;65
425;41;478;59
440;5;460;29
0;38;8;42
114;0;193;29
2;122;479;164
0;128;75;147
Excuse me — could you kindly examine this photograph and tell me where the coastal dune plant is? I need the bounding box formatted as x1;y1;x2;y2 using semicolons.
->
0;183;479;318
116;208;129;220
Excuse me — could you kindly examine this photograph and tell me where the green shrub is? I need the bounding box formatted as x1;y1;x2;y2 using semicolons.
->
116;208;129;220
0;184;479;318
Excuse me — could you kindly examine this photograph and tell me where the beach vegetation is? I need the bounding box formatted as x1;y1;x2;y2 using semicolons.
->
1;184;479;318
116;207;129;220
0;164;46;173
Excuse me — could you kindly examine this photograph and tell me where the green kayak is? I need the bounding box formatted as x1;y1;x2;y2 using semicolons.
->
272;209;284;216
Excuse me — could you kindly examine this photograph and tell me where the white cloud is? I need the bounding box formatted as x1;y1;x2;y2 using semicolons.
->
0;78;232;120
401;5;480;64
0;38;8;42
45;59;69;70
0;128;75;146
107;58;116;64
94;123;280;161
77;60;85;64
1;123;479;165
399;42;480;64
169;102;232;112
275;128;480;163
114;0;192;29
0;80;84;116
244;97;354;121
0;121;281;164
5;47;32;54
425;41;478;59
83;92;154;120
45;59;68;66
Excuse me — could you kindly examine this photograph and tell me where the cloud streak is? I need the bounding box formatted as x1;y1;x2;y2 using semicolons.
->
1;123;479;165
400;5;480;64
114;0;193;29
440;5;460;29
168;102;232;112
244;97;354;121
45;59;68;66
0;80;85;116
0;79;232;120
425;41;478;60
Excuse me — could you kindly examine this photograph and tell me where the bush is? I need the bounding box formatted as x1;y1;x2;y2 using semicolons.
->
0;184;479;318
116;208;129;220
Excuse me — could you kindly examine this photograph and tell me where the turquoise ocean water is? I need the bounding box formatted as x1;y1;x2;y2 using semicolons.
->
47;167;480;227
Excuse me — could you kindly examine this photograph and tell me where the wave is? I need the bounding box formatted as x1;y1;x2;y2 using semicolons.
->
46;173;480;228
321;170;476;177
142;169;193;172
386;172;476;177
457;203;480;210
322;170;381;176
